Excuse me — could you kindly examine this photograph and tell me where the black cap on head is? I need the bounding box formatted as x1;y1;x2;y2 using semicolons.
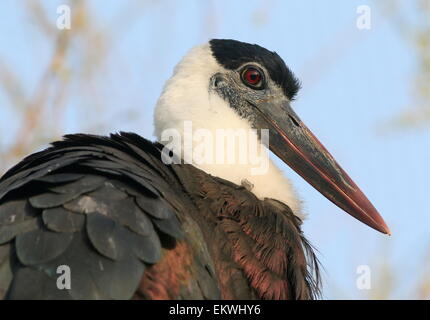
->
209;39;301;100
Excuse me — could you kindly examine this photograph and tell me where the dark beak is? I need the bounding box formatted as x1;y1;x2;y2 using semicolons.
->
250;98;390;235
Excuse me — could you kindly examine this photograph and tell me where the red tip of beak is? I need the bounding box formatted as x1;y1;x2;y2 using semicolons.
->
331;168;391;235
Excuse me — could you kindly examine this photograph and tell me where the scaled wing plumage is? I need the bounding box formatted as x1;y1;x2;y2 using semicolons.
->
0;133;219;299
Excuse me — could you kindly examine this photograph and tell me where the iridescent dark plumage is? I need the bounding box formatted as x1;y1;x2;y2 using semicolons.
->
0;133;320;300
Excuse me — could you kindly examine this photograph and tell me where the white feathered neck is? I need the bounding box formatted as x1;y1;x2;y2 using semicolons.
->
153;44;303;218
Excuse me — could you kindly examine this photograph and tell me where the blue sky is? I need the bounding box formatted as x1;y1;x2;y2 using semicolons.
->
0;0;428;299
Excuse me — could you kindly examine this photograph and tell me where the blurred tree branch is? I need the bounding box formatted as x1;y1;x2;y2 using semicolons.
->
380;0;430;131
0;0;82;172
0;0;150;174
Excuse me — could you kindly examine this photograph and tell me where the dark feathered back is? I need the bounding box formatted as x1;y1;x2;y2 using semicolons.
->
0;132;320;300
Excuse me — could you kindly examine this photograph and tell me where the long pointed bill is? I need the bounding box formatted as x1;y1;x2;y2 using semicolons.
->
251;98;390;234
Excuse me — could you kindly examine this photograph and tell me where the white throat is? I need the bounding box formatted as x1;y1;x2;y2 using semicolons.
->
154;44;303;218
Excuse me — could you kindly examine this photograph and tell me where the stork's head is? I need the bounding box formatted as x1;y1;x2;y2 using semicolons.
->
154;39;390;234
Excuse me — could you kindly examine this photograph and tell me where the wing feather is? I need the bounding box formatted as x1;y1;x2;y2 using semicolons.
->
0;133;219;300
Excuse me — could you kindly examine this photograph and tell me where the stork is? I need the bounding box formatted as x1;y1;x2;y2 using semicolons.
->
0;39;389;300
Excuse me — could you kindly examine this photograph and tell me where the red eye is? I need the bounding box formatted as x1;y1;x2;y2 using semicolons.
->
242;67;263;87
